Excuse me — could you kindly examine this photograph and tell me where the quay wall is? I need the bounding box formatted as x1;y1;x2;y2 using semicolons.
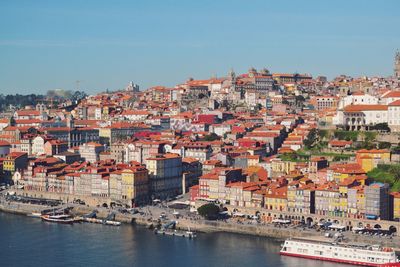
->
1;202;400;251
13;189;400;232
16;190;111;207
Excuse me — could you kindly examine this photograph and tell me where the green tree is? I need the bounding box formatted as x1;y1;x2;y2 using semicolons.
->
334;130;358;141
304;128;318;149
197;203;220;220
389;165;400;184
371;123;391;132
319;129;330;140
378;142;392;149
202;133;221;141
367;164;400;191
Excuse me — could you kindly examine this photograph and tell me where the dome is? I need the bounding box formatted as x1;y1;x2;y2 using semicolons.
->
260;68;270;75
248;67;257;73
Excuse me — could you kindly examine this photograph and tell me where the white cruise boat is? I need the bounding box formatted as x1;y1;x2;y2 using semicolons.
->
280;238;400;267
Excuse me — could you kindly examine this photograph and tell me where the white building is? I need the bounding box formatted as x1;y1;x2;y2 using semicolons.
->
388;100;400;131
209;124;231;137
121;110;149;121
32;136;47;156
338;92;378;109
342;104;388;131
95;107;102;120
79;142;105;163
381;91;400;105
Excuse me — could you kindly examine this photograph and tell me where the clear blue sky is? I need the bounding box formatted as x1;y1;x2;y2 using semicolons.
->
1;0;399;94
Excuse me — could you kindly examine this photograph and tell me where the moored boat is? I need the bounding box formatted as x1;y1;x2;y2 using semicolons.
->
155;227;196;238
280;238;400;267
41;214;75;224
103;220;121;226
27;212;42;218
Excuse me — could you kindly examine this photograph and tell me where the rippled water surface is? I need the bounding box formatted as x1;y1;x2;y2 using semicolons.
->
0;212;348;267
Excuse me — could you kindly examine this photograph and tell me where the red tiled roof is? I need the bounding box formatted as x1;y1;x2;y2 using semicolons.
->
0;140;10;146
344;105;388;112
389;99;400;106
382;91;400;98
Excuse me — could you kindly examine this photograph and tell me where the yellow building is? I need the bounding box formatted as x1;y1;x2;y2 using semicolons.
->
356;149;390;172
3;152;28;174
121;166;149;206
338;186;348;215
264;186;288;212
315;184;343;217
329;163;365;184
357;189;365;217
287;183;297;213
247;155;260;167
109;171;122;202
271;158;297;175
333;172;350;184
392;192;400;220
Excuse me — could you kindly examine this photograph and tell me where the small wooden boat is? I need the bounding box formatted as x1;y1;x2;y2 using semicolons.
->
27;212;42;218
41;214;75;224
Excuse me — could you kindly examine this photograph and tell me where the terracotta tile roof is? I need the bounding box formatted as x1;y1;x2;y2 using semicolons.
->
199;173;219;180
388;99;400;106
15;110;41;116
382;91;400;98
329;140;353;147
0;140;10;146
343;104;388;112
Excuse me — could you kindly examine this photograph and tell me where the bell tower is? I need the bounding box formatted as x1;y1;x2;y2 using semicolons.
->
66;114;75;128
395;50;400;79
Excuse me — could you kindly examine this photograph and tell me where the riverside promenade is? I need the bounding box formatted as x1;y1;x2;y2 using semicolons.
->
2;194;400;253
0;201;400;252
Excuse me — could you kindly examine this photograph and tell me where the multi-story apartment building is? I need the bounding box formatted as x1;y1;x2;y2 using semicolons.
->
310;96;338;111
44;140;68;156
346;185;366;219
110;142;125;163
32;135;49;156
342;105;388;131
264;186;288;212
79;142;104;163
109;171;122;203
125;141;165;164
3;152;28;176
182;158;202;194
43;126;99;148
356;149;391;172
391;192;400;221
198;168;244;202
91;172;110;198
315;184;342;217
145;153;182;199
184;144;212;163
287;181;315;214
121;166;149;206
365;182;390;220
225;181;265;208
99;122;145;145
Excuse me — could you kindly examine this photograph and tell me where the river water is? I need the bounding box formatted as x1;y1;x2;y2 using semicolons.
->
0;212;347;267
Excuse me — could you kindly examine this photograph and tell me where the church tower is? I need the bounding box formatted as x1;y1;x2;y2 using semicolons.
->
395;50;400;79
66;114;75;128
